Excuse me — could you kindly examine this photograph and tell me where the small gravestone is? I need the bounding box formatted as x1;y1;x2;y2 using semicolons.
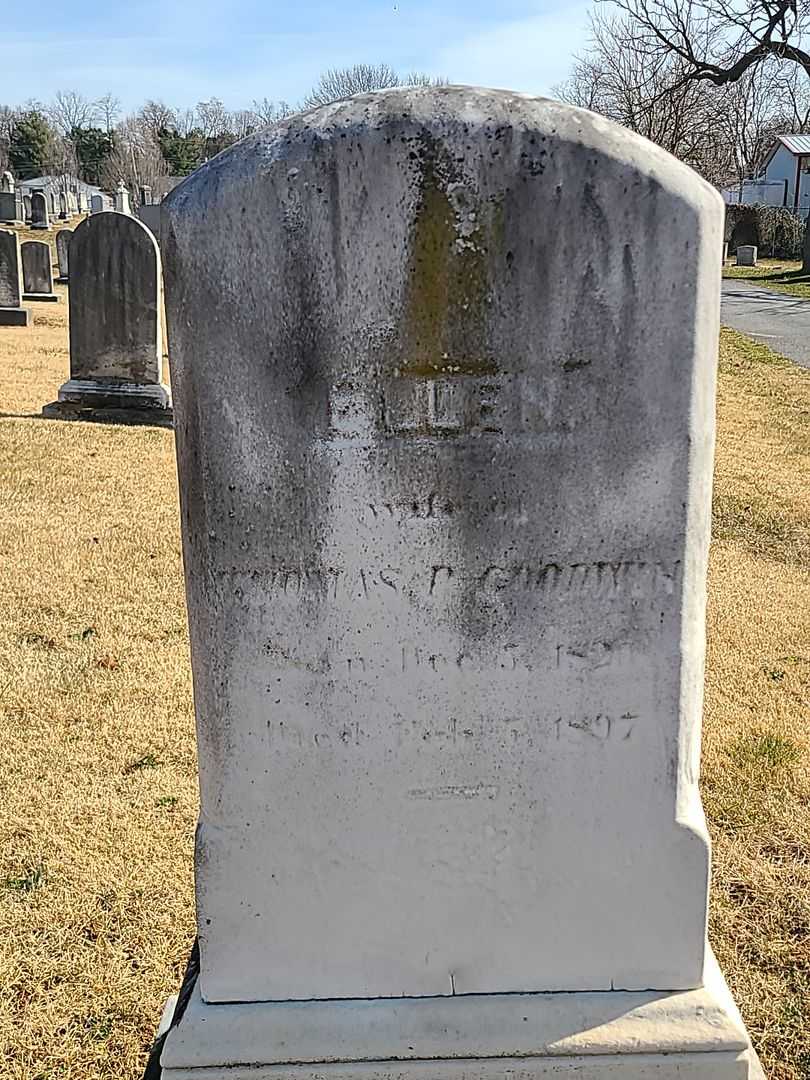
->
0;190;22;225
1;171;14;193
0;229;32;326
58;191;69;220
114;180;131;214
21;240;58;301
736;244;757;266
136;203;161;237
55;229;72;283
140;184;153;205
30;191;50;230
90;194;103;213
43;212;171;424
153;87;760;1080
23;194;32;222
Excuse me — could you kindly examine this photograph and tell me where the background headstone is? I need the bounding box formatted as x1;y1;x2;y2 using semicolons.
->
23;194;32;222
139;184;153;205
90;194;103;213
55;229;72;283
0;191;22;225
0;228;32;326
21;240;58;301
114;180;131;214
0;171;14;193
43;212;171;422
156;87;760;1080
736;244;757;266
30;191;50;230
136;203;161;237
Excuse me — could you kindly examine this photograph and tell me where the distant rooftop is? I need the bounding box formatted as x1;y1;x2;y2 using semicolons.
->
19;175;102;196
771;135;810;156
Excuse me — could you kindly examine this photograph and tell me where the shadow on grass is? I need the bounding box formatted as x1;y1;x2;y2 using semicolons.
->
740;267;810;286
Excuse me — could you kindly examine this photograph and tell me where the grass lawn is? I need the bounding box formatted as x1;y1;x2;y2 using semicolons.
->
723;257;810;300
0;301;808;1079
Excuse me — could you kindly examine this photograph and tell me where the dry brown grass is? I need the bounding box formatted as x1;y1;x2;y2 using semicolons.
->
0;310;807;1078
706;330;810;1079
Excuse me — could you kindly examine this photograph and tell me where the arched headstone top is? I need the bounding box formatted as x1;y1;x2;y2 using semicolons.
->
68;210;164;386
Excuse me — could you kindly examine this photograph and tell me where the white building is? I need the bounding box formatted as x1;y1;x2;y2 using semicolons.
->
724;135;810;210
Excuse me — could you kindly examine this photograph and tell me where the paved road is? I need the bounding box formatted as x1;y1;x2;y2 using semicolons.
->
721;278;810;369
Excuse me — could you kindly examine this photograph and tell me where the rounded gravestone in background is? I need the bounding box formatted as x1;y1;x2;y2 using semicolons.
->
21;239;57;300
43;211;171;422
55;229;72;283
68;211;163;386
30;191;49;230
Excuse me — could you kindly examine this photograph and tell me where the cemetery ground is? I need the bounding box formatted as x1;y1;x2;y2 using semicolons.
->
0;304;807;1079
724;258;810;299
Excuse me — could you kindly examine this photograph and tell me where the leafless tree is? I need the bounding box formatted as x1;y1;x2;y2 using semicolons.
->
101;116;169;197
0;105;16;173
96;92;121;134
251;97;294;126
231;109;258;139
555;12;799;188
138;100;177;141
304;63;443;108
47;90;98;135
555;14;727;180
611;0;810;86
196;98;230;140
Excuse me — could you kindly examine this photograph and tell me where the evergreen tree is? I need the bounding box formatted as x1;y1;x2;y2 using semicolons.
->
9;111;56;179
70;126;114;184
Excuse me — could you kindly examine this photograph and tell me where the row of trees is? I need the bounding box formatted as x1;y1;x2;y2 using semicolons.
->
0;64;442;194
556;0;810;193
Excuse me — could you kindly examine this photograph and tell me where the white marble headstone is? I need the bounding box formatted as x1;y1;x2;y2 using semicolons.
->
164;87;726;1009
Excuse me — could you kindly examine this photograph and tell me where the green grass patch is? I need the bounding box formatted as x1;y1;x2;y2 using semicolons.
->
724;259;810;300
730;732;801;771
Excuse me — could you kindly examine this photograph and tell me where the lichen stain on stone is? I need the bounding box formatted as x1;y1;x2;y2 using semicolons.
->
397;140;498;381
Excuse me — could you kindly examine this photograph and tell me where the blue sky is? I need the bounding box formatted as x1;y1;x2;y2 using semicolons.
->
0;0;592;113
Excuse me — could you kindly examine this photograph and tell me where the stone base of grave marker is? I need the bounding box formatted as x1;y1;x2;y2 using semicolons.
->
0;306;32;326
43;377;172;426
23;291;59;302
153;949;763;1080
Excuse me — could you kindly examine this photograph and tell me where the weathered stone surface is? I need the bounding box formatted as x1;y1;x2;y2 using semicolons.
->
114;180;131;214
56;229;72;282
45;211;170;418
165;84;723;1000
0;191;22;224
136;203;161;237
23;194;32;222
90;194;104;213
0;229;31;326
736;245;757;266
21;240;57;300
30;191;49;229
0;229;24;306
0;171;13;193
159;87;757;1079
